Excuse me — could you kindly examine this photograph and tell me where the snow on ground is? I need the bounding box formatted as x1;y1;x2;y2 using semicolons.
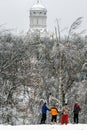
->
0;124;87;130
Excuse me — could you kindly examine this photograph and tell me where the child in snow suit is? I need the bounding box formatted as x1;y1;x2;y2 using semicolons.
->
61;103;70;124
50;105;59;123
73;101;81;123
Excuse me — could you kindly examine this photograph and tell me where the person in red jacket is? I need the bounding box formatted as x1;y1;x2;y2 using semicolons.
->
73;101;81;124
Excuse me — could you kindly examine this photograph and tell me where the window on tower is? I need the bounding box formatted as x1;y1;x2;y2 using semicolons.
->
37;19;38;25
33;12;36;14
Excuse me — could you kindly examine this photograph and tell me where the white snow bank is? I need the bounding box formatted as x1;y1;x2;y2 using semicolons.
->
0;124;87;130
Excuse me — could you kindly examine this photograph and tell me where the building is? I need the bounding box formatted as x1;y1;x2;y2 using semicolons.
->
27;0;54;39
29;0;47;33
81;62;87;81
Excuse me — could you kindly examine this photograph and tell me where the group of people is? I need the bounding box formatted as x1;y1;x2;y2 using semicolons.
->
40;101;81;124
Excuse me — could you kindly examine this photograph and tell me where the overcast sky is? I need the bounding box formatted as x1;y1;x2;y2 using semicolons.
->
0;0;87;34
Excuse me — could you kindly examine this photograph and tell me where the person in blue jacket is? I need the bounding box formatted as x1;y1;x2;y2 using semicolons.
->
40;102;50;124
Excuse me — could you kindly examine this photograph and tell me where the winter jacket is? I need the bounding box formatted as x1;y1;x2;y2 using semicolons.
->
73;103;81;114
50;107;58;116
42;103;50;114
62;105;70;115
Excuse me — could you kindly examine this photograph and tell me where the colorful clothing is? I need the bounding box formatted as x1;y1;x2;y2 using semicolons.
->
61;104;70;124
73;103;81;123
41;103;50;124
50;107;58;123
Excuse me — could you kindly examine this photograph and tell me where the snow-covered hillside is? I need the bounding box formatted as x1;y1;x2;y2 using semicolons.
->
0;124;87;130
0;31;87;125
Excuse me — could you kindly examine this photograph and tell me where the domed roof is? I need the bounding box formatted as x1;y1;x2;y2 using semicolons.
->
30;0;47;11
82;62;87;71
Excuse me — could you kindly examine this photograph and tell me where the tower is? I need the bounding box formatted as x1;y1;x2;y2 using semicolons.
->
29;0;47;32
81;62;87;81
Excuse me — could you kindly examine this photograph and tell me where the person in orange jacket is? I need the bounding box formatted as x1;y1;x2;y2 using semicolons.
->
50;105;59;123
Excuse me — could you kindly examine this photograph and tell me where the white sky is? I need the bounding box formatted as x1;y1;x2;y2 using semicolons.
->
0;124;87;130
0;0;87;34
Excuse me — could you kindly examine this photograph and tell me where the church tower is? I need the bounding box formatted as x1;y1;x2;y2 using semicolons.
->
29;0;47;32
81;62;87;81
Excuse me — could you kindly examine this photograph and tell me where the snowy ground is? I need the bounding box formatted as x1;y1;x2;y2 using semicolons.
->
0;124;87;130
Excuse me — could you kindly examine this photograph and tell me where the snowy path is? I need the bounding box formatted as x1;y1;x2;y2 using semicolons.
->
0;124;87;130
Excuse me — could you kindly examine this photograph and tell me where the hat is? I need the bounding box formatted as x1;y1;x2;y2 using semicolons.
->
44;100;47;103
